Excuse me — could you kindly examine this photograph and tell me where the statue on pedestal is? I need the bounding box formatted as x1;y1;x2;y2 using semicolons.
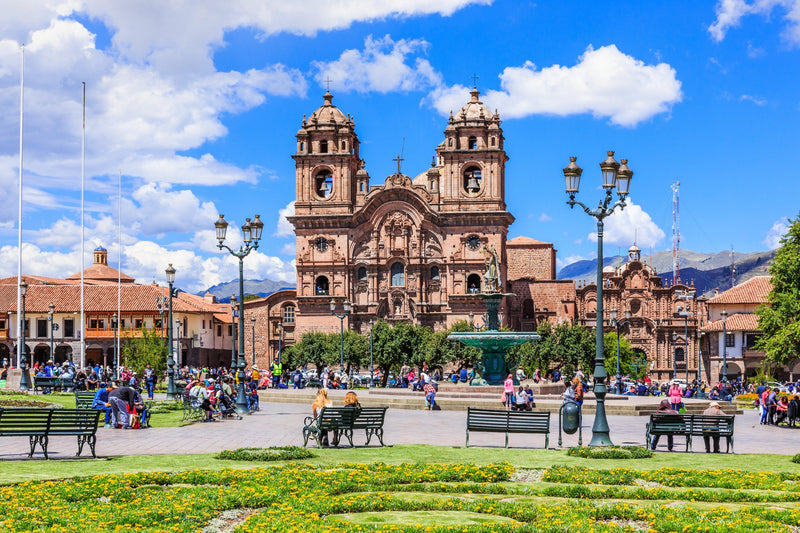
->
482;245;501;294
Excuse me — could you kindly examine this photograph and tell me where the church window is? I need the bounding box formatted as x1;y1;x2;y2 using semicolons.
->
358;266;367;281
463;166;482;194
448;138;453;147
315;171;333;198
390;262;405;286
490;136;495;146
320;140;328;153
468;136;477;150
430;266;440;280
300;141;305;151
467;273;481;294
675;347;685;362
341;140;346;151
283;305;295;324
315;276;329;296
315;237;328;252
360;182;364;192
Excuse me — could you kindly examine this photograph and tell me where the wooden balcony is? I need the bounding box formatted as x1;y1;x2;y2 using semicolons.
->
85;327;163;339
0;331;8;339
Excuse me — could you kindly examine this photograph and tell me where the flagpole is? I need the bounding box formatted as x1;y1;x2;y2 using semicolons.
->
16;45;24;370
117;170;122;373
80;82;86;369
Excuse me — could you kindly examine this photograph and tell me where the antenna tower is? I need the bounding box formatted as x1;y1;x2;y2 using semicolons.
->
730;246;736;288
671;181;680;284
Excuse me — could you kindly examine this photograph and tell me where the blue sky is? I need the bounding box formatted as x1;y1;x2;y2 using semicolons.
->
0;0;797;293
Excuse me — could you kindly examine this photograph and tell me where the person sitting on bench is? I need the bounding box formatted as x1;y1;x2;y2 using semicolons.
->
650;399;678;451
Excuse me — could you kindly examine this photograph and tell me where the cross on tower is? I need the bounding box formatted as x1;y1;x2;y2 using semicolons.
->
392;154;404;175
470;72;480;88
323;76;334;91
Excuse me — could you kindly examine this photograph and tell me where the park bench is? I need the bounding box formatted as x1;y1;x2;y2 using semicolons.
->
645;413;735;453
351;406;388;446
302;406;360;448
465;407;551;448
689;414;735;453
33;376;75;394
75;391;96;409
306;378;322;389
180;396;205;422
0;407;101;459
645;413;692;452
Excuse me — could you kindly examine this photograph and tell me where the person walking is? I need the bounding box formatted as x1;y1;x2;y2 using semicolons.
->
668;381;683;411
144;364;156;400
503;374;514;411
423;380;437;410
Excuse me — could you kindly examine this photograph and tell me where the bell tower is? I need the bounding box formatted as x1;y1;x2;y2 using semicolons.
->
293;91;363;216
436;88;507;212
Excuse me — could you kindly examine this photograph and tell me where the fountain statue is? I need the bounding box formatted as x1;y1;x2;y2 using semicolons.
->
448;245;540;385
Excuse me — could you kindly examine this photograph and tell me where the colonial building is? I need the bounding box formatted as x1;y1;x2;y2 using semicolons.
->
0;247;233;369
287;89;524;336
701;276;779;380
575;245;707;382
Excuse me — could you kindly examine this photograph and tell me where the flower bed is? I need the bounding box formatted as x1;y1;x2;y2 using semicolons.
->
0;462;799;531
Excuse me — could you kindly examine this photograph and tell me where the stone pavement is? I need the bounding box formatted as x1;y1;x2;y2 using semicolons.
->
0;400;794;460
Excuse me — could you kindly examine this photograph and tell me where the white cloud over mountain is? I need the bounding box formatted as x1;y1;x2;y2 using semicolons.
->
587;197;666;249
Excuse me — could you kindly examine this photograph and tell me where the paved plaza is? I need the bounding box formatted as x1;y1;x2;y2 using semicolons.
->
0;399;794;460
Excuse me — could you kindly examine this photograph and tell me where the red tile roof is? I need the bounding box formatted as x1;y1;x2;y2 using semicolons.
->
0;282;228;315
66;263;135;283
702;313;760;332
706;276;772;305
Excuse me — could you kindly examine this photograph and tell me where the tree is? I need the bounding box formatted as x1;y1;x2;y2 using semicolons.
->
424;320;481;371
293;331;334;370
757;214;800;364
602;331;637;378
341;329;368;374
510;321;594;379
121;329;167;379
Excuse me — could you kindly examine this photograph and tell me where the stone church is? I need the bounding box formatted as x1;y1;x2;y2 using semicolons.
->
284;88;571;337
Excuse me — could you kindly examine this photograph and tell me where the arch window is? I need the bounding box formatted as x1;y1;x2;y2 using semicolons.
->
341;140;346;151
468;136;477;150
315;276;329;296
300;141;305;151
315;170;333;198
448;138;453;147
357;266;367;281
430;266;440;280
467;273;481;294
490;136;496;146
463;166;482;194
282;305;295;324
390;262;405;286
675;347;685;362
319;140;328;153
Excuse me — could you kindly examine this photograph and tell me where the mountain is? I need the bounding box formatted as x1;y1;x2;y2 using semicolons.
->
557;249;775;295
199;279;295;302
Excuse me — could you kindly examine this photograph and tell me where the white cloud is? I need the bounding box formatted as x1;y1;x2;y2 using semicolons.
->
431;45;682;127
275;201;295;237
313;35;442;93
556;253;589;272
709;0;800;47
538;212;552;222
588;197;666;249
764;217;791;249
124;183;219;236
739;94;767;105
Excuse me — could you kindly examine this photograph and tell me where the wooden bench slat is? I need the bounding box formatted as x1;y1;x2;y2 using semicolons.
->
466;407;549;449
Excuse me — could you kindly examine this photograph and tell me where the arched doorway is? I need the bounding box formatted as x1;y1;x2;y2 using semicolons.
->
467;274;481;294
34;344;50;365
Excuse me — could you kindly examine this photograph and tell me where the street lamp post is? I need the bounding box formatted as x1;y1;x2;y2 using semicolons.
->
609;308;631;394
250;316;256;367
112;313;118;377
214;213;264;415
671;333;677;381
720;309;728;383
369;319;375;389
19;280;30;391
697;330;705;398
165;264;179;400
330;300;351;375
562;151;633;447
230;295;237;370
48;303;55;362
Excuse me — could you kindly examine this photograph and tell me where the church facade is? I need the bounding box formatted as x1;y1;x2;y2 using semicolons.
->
287;89;547;336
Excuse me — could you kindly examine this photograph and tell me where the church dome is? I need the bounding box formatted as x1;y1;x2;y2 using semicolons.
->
308;91;349;126
456;88;494;121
